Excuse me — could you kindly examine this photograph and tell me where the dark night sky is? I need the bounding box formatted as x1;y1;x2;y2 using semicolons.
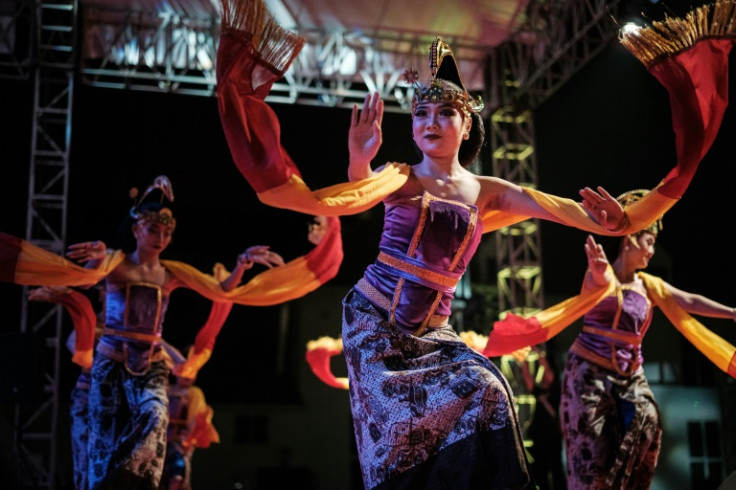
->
2;37;736;401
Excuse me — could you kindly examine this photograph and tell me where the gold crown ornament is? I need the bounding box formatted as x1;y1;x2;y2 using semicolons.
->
403;37;484;118
129;175;177;228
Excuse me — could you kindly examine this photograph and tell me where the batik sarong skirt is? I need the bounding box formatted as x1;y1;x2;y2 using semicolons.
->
342;289;533;490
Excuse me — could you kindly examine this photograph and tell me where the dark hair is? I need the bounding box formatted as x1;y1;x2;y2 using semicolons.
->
117;201;175;253
459;112;485;168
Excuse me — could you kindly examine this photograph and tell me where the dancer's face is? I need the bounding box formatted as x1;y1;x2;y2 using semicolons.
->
412;102;469;160
133;214;174;255
626;231;656;270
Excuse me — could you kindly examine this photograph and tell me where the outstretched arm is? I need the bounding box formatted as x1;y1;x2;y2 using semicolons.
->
479;177;627;233
219;245;285;292
664;282;736;321
348;92;384;181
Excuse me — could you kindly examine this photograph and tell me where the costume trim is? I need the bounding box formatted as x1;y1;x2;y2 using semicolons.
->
569;340;642;377
619;0;736;68
582;325;644;345
376;251;461;291
102;327;162;344
355;277;449;329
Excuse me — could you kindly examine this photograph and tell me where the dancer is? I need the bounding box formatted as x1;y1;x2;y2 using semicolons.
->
560;190;736;490
214;1;734;487
159;346;219;490
29;282;229;490
0;172;342;488
62;176;283;488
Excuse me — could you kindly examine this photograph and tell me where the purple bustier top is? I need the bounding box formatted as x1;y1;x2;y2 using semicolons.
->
98;282;169;359
360;191;483;332
571;286;653;375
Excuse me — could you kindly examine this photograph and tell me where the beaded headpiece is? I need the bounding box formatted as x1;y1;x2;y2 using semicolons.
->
616;189;662;236
129;175;176;229
403;37;484;117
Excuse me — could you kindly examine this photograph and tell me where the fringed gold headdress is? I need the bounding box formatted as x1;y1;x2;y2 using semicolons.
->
403;37;484;117
619;0;736;68
129;175;177;228
616;189;662;236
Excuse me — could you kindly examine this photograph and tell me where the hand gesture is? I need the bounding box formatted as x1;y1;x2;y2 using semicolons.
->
579;186;626;232
237;245;284;270
584;234;609;286
66;241;107;264
28;285;71;303
307;216;328;245
348;92;384;168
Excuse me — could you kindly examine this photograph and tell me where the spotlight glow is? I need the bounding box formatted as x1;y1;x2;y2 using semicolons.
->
621;23;641;36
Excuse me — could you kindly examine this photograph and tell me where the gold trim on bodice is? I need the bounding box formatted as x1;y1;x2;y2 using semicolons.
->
383;192;477;336
572;284;652;376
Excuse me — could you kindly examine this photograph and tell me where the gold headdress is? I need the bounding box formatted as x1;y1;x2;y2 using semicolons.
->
404;37;484;117
129;175;177;228
616;189;662;236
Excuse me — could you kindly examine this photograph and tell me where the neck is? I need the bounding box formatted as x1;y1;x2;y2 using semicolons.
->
129;249;160;267
416;157;463;179
612;257;637;284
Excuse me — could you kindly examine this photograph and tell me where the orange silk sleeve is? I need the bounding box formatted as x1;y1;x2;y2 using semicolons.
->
641;272;736;379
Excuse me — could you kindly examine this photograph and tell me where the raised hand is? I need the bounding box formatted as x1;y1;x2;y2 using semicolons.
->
579;186;627;232
348;92;384;179
66;241;107;264
584;234;610;287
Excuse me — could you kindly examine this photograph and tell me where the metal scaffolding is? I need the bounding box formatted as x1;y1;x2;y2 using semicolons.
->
0;0;34;80
77;1;493;112
486;0;622;318
4;0;78;488
484;0;622;454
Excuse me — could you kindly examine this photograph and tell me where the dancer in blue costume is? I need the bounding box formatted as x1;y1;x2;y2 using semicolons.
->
64;176;283;489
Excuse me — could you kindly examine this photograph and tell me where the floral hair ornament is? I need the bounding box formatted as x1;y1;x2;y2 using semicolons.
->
403;37;484;118
129;175;177;229
616;189;662;236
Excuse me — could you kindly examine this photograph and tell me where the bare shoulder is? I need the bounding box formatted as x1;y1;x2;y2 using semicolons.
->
476;175;520;210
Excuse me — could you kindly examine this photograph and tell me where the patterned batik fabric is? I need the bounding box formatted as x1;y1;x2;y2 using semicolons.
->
560;353;662;490
70;370;91;490
87;354;169;489
342;289;533;490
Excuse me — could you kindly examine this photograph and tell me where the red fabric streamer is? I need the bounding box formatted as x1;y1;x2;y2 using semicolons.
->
655;40;732;199
305;344;349;390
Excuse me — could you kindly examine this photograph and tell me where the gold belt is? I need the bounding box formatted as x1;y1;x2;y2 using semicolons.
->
582;325;643;346
377;251;460;290
102;327;162;344
356;278;449;328
570;341;641;376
